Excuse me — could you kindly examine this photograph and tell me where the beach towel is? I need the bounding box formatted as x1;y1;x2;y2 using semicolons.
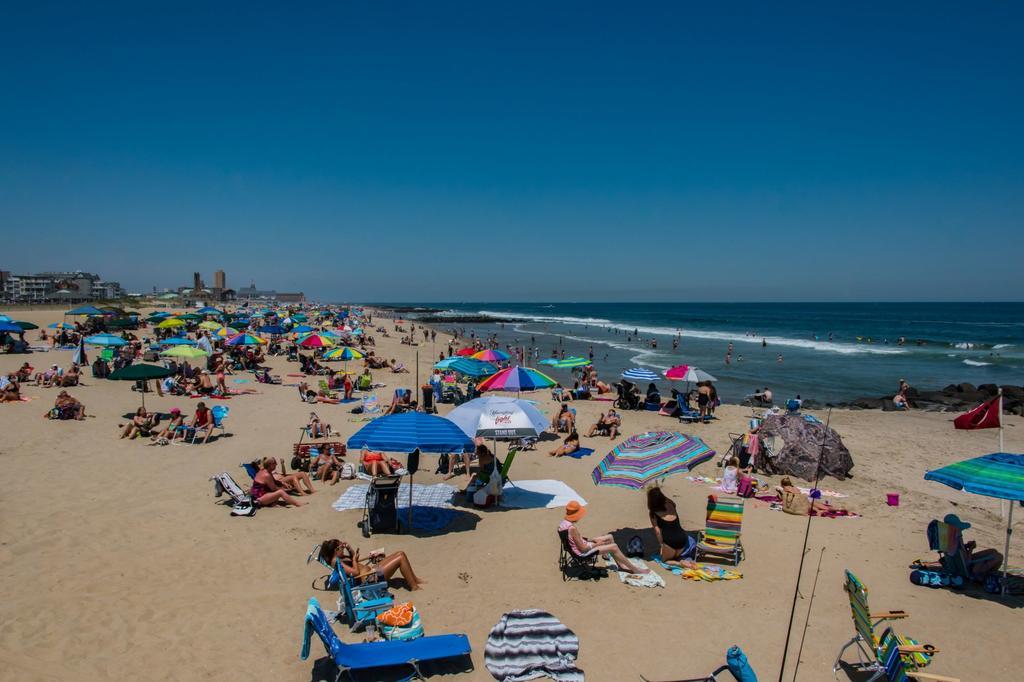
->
332;482;458;531
485;609;584;682
651;556;742;581
499;480;588;510
604;557;664;588
565;447;594;459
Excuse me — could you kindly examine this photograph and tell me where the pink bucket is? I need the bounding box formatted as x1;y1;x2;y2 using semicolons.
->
886;493;900;507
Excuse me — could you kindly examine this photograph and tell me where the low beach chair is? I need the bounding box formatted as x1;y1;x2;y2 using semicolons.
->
694;495;745;565
301;597;472;681
557;529;605;581
833;570;936;681
878;630;959;682
306;545;395;632
210;472;257;515
640;645;758;682
318;379;338;399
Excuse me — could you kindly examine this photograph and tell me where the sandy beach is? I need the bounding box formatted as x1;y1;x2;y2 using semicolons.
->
1;307;1021;681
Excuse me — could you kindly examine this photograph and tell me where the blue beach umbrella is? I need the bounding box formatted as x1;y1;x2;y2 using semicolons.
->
160;338;197;346
67;305;107;316
347;412;473;454
85;333;128;347
0;321;23;333
437;358;499;377
258;325;286;335
622;367;661;382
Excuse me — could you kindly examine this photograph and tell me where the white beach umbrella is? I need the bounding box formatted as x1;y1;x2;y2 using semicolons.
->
445;396;547;439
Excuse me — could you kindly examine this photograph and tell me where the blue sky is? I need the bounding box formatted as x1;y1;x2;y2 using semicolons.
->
1;2;1022;302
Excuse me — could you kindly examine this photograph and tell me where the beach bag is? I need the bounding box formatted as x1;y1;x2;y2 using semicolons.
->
726;645;758;681
377;603;424;641
626;535;645;558
737;475;755;498
436;453;451;476
340;462;356;480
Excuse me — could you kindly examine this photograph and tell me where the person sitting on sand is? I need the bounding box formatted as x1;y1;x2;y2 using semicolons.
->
121;407;159;439
647;487;697;569
893;392;909;410
298;381;340;404
307;411;331;439
250;457;305;507
361;446;393;477
777;477;848;516
262;456;316;495
15;363;33;383
558;501;649;574
151;407;184;442
58;363;81;387
177;401;215;444
318;538;425;590
600;409;621;439
35;364;59;387
550;430;580;457
1;373;22;402
49;390;85;420
551;404;575;433
943;514;1003;579
312;448;343;485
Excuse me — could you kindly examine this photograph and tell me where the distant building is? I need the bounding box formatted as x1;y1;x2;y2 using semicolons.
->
236;280;303;303
0;270;123;303
214;270;226;290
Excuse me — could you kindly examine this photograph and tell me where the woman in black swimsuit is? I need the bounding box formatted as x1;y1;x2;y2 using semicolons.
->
647;487;697;568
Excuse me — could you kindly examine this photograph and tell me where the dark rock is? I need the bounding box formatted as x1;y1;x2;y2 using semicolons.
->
978;384;1000;397
943;384;959;393
850;397;886;410
957;383;977;393
1003;385;1024;399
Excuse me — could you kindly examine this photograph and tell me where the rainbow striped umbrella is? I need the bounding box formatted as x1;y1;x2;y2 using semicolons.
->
472;348;511;362
323;346;364;361
477;366;556;392
224;333;266;346
216;326;239;337
297;333;335;348
592;431;715;489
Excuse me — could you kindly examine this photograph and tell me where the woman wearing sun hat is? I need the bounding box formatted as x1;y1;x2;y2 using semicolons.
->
945;513;1003;579
558;500;649;574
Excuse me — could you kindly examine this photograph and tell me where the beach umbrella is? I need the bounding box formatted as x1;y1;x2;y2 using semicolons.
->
215;326;239;337
292;313;308;322
622;367;661;382
441;358;499;377
224;333;266;346
446;396;547;440
160;346;210;359
472;349;511;362
85;333;128;347
291;324;315;334
348;412;474;454
258;325;286;335
156;318;186;329
297;333;335;349
478;366;556;393
665;365;717;383
160;337;197;346
592;431;716;489
198;320;222;331
323;346;364;361
0;314;10;322
925;452;1024;597
13;321;39;330
538;358;560;366
196;306;223;315
108;363;173;409
0;321;23;333
455;347;477;357
552;356;591;369
48;322;75;330
66;305;107;316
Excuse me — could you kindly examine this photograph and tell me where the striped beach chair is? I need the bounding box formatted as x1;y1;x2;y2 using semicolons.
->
833;570;936;680
694;495;744;565
879;628;959;681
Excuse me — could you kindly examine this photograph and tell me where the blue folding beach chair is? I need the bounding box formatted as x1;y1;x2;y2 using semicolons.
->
305;544;393;632
301;597;472;681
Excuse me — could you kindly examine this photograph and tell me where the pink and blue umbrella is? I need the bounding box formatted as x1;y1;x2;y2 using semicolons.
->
224;333;266;346
592;431;715;489
472;348;511;362
477;366;556;392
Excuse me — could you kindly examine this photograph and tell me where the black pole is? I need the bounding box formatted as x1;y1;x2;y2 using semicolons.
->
778;408;832;682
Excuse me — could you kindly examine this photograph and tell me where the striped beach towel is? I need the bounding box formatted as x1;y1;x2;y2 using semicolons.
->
485;610;584;682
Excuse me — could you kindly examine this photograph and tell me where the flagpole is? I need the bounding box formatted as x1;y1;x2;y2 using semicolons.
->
998;387;1004;453
997;387;1012;598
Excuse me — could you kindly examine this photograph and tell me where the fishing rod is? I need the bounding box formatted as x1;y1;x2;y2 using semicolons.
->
792;547;826;681
778;407;833;682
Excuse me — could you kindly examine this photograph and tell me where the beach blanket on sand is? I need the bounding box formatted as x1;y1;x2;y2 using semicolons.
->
652;556;743;581
485;609;584;682
604;557;664;588
500;480;587;510
565;448;594;459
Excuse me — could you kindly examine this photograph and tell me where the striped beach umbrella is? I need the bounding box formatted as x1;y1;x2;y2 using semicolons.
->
477;366;556;392
215;326;239;338
323;346;364;361
925;452;1024;597
224;333;266;346
552;356;591;369
296;333;335;348
622;367;661;382
592;431;716;489
472;348;511;362
441;358;498;377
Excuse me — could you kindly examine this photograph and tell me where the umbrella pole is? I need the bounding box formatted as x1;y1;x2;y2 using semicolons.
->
1003;501;1013;598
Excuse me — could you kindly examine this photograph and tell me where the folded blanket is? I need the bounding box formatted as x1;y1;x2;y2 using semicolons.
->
485;609;584;682
605;557;664;588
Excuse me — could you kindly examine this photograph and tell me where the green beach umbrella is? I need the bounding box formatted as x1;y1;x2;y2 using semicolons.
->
109;363;174;409
160;346;210;359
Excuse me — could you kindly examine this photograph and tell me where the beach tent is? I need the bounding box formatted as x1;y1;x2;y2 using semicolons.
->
756;413;854;481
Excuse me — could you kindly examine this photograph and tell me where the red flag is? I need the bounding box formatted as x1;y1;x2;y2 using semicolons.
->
953;396;1001;430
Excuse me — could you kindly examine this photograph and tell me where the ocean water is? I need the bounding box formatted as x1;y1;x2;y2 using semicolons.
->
401;302;1024;404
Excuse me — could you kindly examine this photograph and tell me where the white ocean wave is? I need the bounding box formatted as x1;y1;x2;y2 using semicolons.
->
477;310;613;326
963;359;992;367
993;344;1014;350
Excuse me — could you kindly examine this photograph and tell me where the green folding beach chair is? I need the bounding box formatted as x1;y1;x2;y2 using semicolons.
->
879;629;959;681
833;569;936;681
694;495;744;565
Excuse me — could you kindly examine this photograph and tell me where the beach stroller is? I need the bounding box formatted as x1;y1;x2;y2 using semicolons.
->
301;597;473;681
361;474;402;538
694;495;745;565
557;529;606;581
640;645;758;681
833;570;936;681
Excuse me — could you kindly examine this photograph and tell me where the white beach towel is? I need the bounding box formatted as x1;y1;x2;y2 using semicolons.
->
500;480;587;510
604;557;665;588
